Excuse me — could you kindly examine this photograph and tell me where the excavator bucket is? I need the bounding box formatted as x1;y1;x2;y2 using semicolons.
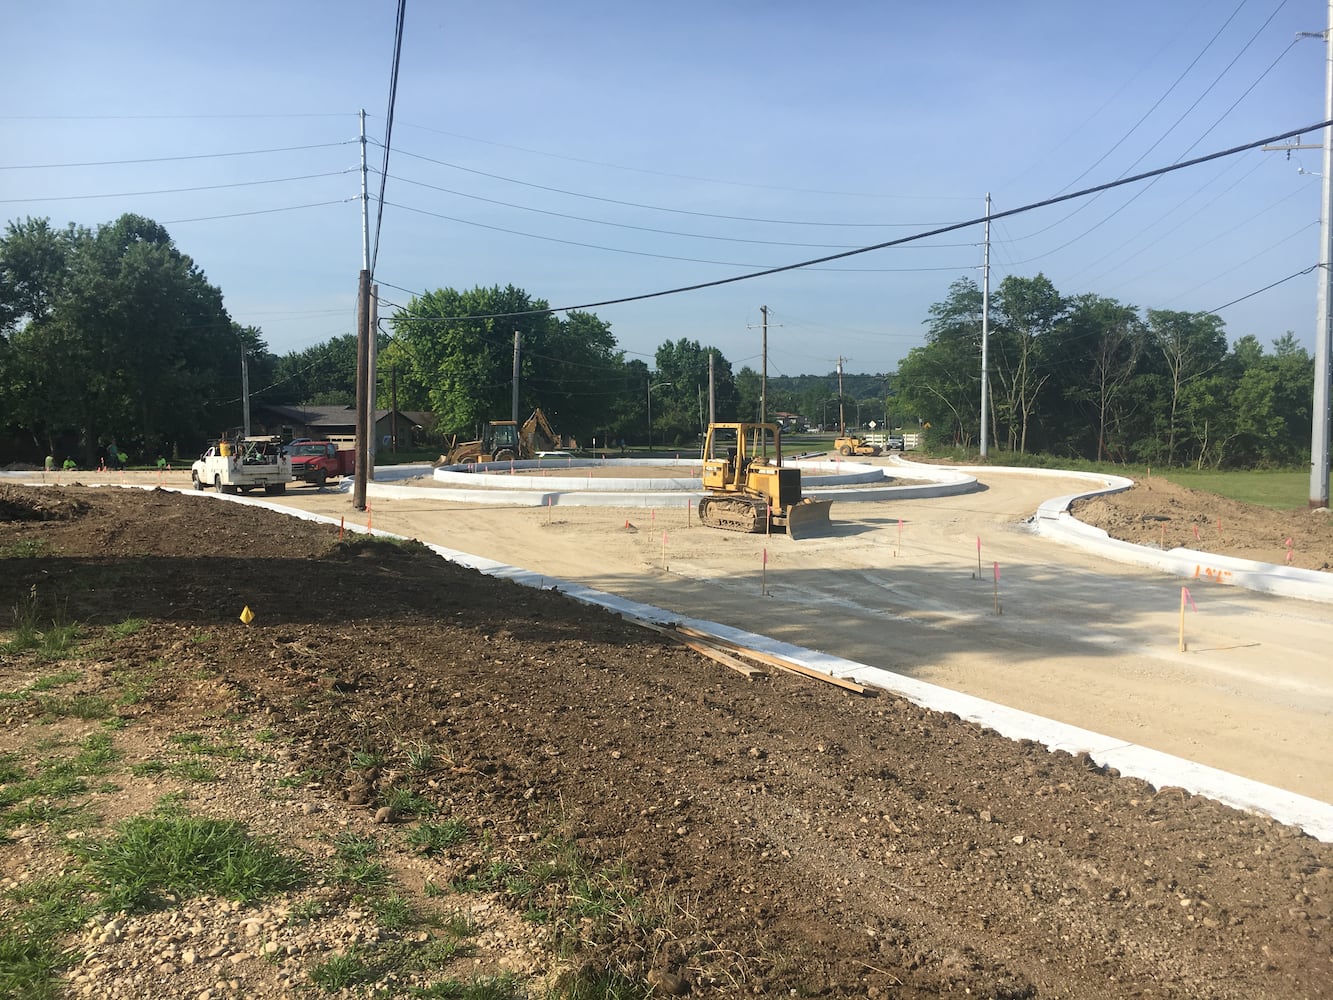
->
784;498;834;540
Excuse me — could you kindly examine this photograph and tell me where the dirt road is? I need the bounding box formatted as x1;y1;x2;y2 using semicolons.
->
259;470;1333;805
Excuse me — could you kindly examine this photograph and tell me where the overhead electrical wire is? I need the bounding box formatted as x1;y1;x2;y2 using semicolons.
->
383;144;951;229
1206;263;1319;312
372;119;1331;324
0;141;355;171
387;116;974;203
369;0;407;279
0;169;355;204
162;199;354;225
381;199;973;273
380;171;966;250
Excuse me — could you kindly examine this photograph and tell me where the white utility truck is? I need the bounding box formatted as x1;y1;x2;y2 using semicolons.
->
191;436;291;495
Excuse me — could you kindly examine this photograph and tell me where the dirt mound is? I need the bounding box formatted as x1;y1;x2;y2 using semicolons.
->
1;484;1330;998
1072;476;1333;571
0;483;89;522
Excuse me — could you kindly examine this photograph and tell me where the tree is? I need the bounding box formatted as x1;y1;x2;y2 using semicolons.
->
991;274;1064;454
897;277;983;447
0;213;242;463
389;285;626;444
651;339;737;445
1054;295;1145;462
1146;309;1228;465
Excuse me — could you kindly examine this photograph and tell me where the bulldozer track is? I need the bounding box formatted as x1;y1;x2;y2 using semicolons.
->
698;496;765;533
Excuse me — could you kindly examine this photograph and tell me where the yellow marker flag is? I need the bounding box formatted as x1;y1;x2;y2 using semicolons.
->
239;605;255;625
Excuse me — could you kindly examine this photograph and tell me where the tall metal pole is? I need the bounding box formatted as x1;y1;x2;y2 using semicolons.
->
1312;1;1333;509
760;304;768;423
836;356;845;435
980;192;992;460
646;379;652;451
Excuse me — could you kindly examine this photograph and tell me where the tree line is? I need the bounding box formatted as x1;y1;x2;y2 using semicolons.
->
2;213;1313;467
896;275;1313;468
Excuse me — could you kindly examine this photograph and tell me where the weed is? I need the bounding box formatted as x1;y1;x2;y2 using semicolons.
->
408;818;470;856
331;831;390;890
408;973;526;999
107;618;146;638
168;760;220;782
0;754;25;784
27;670;81;693
130;760;169;778
288;899;326;922
541;969;651;1000
387;787;438;818
349;749;385;769
371;891;413;930
308;948;371;991
32;694;111;721
449;859;517;894
72;804;304;912
0;537;47;559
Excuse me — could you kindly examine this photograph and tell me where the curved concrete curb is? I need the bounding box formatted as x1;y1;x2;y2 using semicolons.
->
886;459;1333;605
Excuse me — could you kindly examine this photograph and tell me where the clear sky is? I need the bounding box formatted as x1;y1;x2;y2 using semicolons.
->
3;1;1328;380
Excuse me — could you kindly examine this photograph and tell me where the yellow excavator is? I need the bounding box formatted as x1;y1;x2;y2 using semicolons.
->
698;422;833;540
441;407;567;466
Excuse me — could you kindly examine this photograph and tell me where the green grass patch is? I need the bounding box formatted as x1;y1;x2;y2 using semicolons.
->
27;670;81;693
0;538;48;559
72;804;304;912
0;872;94;1000
1151;467;1327;509
408;818;470;856
308;948;372;991
410;973;525;999
31;694;112;721
107;618;147;638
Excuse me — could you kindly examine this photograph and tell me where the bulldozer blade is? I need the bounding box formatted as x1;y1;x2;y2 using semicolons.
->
784;499;834;540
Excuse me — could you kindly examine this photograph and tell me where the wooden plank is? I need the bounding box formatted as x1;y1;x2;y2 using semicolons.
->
631;618;766;678
674;624;878;697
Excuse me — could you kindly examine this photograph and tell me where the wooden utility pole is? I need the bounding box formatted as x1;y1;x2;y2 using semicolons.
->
366;284;378;479
980;193;992;460
760;304;768;423
511;330;521;423
352;269;371;511
390;364;399;454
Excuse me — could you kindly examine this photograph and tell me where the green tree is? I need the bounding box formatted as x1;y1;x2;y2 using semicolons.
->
898;277;983;447
388;285;625;444
651;339;737;445
1146;309;1228;465
0;213;241;463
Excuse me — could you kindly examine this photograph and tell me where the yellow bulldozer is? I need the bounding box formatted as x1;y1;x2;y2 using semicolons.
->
698;422;833;540
440;407;567;466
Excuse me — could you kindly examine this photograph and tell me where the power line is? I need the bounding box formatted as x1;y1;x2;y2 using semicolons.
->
0;112;352;121
387;116;974;203
0;141;356;171
162;199;353;225
376;120;1332;323
1206;263;1319;313
369;0;407;279
0;170;355;204
383;143;951;229
381;199;974;272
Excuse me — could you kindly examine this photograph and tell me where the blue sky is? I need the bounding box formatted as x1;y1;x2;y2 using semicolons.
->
3;1;1327;381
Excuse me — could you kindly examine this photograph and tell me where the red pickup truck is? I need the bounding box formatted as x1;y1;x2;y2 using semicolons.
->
288;441;355;487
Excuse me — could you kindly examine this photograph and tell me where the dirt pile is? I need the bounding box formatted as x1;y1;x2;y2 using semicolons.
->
0;483;1330;998
1072;476;1333;571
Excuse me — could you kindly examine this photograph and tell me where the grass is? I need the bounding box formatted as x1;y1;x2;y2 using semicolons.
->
409;818;471;855
72;802;304;912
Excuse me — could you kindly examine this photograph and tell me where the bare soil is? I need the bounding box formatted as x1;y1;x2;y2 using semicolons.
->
1;481;1330;998
1072;475;1333;572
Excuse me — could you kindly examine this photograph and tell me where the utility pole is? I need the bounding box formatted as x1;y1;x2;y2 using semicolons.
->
512;330;521;423
708;351;716;426
352;111;372;511
980;192;992;460
1314;1;1333;508
240;346;251;437
352;269;371;511
760;304;768;423
1264;11;1332;507
837;360;847;437
390;364;399;454
366;284;378;479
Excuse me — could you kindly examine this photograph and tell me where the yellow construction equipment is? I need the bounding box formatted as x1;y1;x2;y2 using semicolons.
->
441;407;567;466
833;432;881;457
698;422;833;540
